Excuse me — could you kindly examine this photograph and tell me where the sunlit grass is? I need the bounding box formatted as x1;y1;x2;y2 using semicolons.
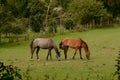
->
0;27;120;80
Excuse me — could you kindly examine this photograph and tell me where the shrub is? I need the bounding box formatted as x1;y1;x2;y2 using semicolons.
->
114;51;120;80
64;19;75;30
29;16;41;32
0;62;22;80
48;19;57;33
12;25;26;34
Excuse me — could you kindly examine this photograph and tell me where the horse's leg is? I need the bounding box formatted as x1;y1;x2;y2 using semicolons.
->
46;52;49;61
46;49;52;60
64;46;68;60
49;50;52;60
79;48;83;59
72;48;78;60
36;47;40;60
31;47;35;59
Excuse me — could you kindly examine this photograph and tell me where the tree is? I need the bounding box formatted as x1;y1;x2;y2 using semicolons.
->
11;19;26;34
48;19;57;33
97;0;120;18
14;0;30;17
0;0;7;5
2;0;30;18
56;0;72;10
64;19;75;30
0;1;28;43
0;2;14;43
28;0;47;32
68;0;108;25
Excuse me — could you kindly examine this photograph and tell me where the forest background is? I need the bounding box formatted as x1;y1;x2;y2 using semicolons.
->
0;0;120;43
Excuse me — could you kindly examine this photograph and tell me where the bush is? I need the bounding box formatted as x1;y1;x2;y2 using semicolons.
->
0;62;22;80
48;20;57;33
29;16;41;32
11;18;27;34
68;0;108;25
28;0;47;32
114;51;120;80
64;19;75;30
12;25;26;34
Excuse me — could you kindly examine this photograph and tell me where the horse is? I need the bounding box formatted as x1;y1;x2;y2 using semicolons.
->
59;38;90;60
30;38;61;61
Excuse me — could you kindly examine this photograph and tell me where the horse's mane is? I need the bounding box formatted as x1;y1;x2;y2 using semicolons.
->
49;38;59;53
81;39;89;50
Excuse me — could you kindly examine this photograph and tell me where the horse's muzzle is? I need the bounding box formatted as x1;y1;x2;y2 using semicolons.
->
56;55;61;61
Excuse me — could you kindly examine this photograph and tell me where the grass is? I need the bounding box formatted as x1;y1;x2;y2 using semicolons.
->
0;27;120;80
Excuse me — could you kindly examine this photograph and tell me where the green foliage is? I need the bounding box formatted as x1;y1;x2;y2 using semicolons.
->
64;19;75;30
0;23;12;34
48;19;57;33
15;0;29;17
1;19;26;35
68;0;108;25
0;0;7;5
11;19;26;34
0;0;120;43
23;66;32;80
29;16;41;32
56;0;72;10
97;0;120;18
0;4;15;34
0;62;22;80
114;51;120;80
45;0;50;4
28;0;47;32
3;0;30;18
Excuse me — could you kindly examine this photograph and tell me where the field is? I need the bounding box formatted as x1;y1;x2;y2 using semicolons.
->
0;27;120;80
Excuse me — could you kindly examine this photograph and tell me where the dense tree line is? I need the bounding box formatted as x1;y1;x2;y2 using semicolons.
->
97;0;120;18
0;0;120;43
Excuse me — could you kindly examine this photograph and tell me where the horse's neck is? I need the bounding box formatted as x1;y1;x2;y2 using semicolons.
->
82;42;89;53
84;47;89;53
54;45;59;53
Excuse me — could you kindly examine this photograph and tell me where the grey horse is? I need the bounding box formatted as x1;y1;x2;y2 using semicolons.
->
30;38;60;61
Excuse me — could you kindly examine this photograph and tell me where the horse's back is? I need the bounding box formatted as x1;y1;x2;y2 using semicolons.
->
62;38;82;43
33;38;54;48
62;38;82;48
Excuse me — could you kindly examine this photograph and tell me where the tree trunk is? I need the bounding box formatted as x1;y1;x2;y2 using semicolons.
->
45;0;52;28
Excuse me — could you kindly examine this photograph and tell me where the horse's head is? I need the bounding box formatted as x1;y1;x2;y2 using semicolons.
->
59;42;64;50
82;41;90;60
86;51;90;60
56;51;61;61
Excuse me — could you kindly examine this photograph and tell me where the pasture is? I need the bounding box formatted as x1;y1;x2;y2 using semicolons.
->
0;27;120;80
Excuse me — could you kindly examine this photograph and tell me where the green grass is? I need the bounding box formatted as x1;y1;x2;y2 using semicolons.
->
0;27;120;80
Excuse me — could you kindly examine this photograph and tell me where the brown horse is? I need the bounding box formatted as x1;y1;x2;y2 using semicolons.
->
59;38;90;60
